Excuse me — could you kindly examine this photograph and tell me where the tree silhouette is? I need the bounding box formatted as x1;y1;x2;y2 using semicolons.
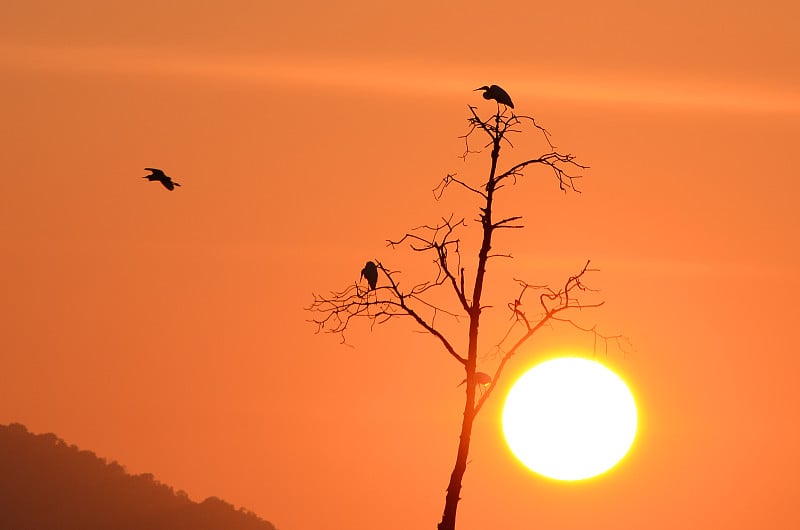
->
0;423;277;530
309;98;626;530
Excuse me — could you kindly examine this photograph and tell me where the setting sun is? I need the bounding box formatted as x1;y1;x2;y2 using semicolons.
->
502;357;638;481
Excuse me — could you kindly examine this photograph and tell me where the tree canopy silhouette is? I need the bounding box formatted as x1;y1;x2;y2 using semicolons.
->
309;92;627;530
0;423;277;530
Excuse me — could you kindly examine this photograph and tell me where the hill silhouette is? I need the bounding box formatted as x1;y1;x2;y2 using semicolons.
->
0;423;277;530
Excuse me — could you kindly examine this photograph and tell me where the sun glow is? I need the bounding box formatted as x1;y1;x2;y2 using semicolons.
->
502;357;638;481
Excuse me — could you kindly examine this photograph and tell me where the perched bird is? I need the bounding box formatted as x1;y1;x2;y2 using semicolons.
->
360;261;378;290
457;371;492;388
474;85;514;109
143;167;181;191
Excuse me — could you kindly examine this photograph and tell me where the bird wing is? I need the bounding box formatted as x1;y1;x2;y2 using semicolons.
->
362;261;377;276
490;85;514;108
144;167;165;176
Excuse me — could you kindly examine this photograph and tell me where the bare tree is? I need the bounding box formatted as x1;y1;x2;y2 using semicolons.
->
308;99;625;530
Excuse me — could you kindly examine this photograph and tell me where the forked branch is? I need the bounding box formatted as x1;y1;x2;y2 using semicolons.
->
475;260;627;413
388;215;471;312
443;106;588;200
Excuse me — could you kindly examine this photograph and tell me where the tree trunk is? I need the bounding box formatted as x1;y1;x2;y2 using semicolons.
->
437;134;500;530
437;391;475;530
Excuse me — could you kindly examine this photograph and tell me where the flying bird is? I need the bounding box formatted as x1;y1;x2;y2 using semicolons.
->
457;371;492;388
143;167;181;191
474;85;514;109
360;261;378;291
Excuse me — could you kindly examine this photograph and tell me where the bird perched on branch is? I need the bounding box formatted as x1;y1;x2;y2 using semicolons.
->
474;84;514;109
457;372;492;388
360;261;378;290
143;167;181;191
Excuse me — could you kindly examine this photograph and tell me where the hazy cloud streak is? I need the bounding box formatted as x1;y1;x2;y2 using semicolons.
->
3;43;799;114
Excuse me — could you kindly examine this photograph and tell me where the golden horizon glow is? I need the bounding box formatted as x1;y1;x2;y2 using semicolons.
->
502;357;638;481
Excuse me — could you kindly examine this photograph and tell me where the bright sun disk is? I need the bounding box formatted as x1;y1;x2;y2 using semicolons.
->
502;357;638;481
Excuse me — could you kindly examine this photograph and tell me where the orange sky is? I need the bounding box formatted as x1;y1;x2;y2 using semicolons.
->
2;1;799;529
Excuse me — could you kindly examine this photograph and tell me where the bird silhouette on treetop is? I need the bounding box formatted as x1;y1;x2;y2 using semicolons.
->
474;84;514;109
143;168;181;191
360;261;378;291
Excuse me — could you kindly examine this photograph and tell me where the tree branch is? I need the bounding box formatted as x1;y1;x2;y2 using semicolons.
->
475;260;626;413
308;257;467;364
387;215;472;312
434;173;487;200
